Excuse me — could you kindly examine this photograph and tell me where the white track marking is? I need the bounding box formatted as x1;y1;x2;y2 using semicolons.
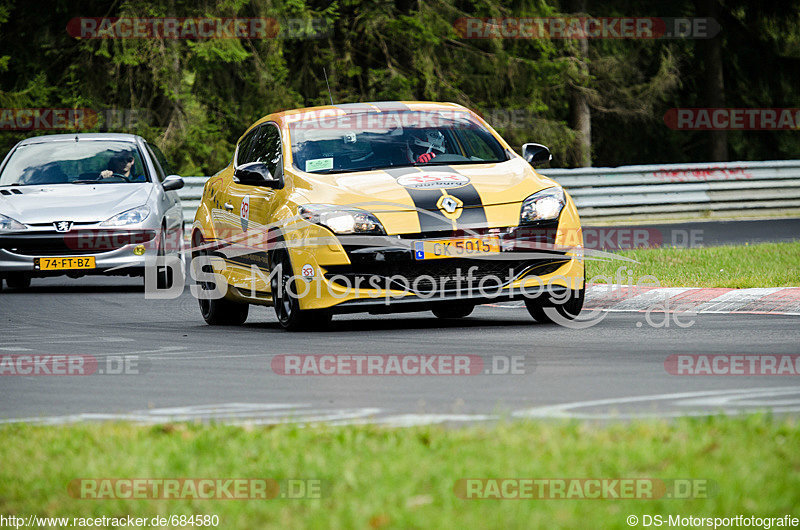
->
330;414;495;427
0;403;380;426
512;386;800;420
4;387;800;426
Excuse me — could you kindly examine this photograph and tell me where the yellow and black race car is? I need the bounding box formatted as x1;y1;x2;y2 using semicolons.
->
191;101;584;330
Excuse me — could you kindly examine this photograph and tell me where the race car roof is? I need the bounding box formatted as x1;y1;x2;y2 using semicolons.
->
244;101;475;140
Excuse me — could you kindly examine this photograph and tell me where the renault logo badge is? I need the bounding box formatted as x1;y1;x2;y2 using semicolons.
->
440;196;459;214
436;193;464;220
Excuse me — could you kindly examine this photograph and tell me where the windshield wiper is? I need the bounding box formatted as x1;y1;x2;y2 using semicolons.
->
428;160;497;165
70;180;103;184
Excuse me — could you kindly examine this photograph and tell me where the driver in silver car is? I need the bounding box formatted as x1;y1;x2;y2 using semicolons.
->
100;153;143;181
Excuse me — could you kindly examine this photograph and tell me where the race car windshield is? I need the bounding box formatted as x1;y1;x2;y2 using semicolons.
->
289;111;508;173
0;141;149;186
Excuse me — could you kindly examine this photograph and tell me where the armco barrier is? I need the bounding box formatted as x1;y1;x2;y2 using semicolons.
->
179;176;208;228
178;160;800;225
539;160;800;222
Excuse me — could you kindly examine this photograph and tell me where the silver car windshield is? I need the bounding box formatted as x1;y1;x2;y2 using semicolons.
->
0;141;150;186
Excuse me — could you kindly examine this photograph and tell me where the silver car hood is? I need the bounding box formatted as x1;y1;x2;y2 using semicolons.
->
0;183;155;225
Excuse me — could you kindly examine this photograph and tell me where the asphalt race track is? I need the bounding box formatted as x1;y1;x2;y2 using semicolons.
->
1;272;799;426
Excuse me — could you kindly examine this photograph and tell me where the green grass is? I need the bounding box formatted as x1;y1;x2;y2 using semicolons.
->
1;416;798;528
588;241;800;288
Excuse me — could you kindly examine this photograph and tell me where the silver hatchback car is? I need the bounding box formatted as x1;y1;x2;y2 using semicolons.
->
0;133;184;290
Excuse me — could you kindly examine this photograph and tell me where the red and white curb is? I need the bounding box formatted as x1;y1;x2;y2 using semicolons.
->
497;286;800;315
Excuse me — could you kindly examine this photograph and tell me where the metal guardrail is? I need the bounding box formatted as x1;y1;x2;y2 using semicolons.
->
539;160;800;221
179;176;208;228
179;160;800;225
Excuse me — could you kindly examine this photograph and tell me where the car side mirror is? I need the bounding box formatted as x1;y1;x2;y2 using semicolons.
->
522;143;552;166
234;162;282;189
162;175;184;191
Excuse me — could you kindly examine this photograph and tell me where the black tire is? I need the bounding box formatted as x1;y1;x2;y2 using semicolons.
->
5;272;31;290
193;233;249;326
155;227;172;290
432;304;475;319
270;250;331;331
525;289;585;323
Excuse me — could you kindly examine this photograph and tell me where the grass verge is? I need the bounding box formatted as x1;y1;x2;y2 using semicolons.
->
1;416;798;528
588;241;800;288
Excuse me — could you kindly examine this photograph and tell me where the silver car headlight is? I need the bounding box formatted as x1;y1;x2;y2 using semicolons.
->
520;186;565;223
0;213;26;232
100;205;151;227
298;204;385;235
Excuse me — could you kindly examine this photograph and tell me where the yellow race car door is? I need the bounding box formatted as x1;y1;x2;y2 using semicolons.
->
220;123;283;291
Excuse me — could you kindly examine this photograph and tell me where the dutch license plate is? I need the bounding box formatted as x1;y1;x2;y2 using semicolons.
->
414;238;500;260
35;256;96;270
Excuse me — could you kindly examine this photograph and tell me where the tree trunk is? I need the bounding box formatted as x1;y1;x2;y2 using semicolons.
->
571;81;591;167
698;0;728;161
569;0;591;167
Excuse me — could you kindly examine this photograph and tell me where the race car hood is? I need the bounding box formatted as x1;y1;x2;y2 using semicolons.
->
295;157;557;212
0;183;154;225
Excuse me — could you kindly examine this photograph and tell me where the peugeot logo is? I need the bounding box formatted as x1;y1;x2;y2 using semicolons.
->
440;196;459;214
54;221;73;232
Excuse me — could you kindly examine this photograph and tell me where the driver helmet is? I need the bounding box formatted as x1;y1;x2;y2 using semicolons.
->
407;130;446;162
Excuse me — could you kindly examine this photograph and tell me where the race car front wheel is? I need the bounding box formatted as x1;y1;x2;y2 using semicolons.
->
153;227;172;290
270;251;331;331
193;233;249;326
525;289;585;323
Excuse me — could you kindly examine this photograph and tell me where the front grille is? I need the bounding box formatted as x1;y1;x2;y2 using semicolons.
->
325;256;567;293
394;221;562;251
26;221;99;228
0;230;156;256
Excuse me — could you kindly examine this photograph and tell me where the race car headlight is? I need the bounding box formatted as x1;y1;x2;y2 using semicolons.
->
298;204;386;235
520;187;565;223
0;213;26;232
100;205;151;227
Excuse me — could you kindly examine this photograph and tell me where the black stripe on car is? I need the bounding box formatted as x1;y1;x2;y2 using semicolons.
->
386;166;488;232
